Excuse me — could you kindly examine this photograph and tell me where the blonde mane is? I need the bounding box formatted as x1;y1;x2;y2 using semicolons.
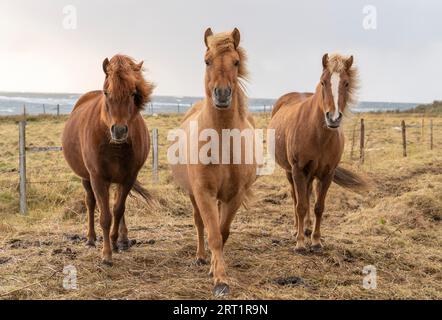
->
206;32;249;118
326;53;359;108
105;54;154;110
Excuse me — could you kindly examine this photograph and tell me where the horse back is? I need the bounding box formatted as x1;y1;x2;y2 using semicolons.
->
72;90;103;113
271;92;313;118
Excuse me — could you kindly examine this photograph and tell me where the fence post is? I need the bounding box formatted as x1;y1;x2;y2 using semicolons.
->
359;118;365;165
177;104;180;113
421;117;424;142
19;121;27;215
401;120;407;157
23;104;27;121
152;128;159;183
430;119;433;150
350;123;357;160
43;104;46;115
57;104;60;116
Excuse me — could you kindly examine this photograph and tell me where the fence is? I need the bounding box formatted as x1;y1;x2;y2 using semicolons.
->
12;115;441;215
17;120;160;215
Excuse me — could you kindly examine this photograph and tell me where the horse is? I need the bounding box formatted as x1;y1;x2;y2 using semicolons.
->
62;54;154;266
269;53;368;253
170;28;256;296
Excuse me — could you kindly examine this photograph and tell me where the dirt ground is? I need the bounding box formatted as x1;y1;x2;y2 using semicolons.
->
0;113;441;299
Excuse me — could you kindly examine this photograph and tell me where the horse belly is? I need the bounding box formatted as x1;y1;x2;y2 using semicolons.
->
62;117;90;180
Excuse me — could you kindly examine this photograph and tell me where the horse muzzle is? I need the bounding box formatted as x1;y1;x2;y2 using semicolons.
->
213;87;232;109
110;124;129;143
325;112;343;129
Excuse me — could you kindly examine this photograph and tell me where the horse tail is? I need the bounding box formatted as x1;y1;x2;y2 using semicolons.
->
131;180;155;207
242;188;255;210
333;166;369;194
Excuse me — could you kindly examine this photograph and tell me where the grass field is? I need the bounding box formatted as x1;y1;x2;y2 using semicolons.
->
0;112;441;300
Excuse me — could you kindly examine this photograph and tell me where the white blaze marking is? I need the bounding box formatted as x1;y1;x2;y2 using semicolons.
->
330;73;340;121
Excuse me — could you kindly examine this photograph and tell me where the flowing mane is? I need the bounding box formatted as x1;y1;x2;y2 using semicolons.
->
206;32;249;118
326;53;359;107
104;54;154;110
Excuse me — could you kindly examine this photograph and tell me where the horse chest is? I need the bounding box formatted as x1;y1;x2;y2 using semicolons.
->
98;144;136;181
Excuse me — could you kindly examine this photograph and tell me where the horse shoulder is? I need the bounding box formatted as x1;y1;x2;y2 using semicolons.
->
182;100;204;122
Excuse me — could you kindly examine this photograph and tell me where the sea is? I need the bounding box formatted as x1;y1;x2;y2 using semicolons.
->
0;92;419;116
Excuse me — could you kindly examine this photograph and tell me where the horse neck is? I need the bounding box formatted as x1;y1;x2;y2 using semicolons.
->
201;88;246;130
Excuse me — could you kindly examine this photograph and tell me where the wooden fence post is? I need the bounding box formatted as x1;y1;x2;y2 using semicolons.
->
359;118;365;165
430;119;433;150
23;104;27;121
43;104;46;115
152;128;159;183
350;123;357;160
57;104;60;116
19;121;27;215
401;120;407;157
421;117;424;142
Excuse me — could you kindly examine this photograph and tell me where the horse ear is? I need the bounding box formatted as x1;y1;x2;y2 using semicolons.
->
345;55;354;71
102;58;110;75
232;28;241;49
134;61;144;72
322;54;329;70
204;28;213;49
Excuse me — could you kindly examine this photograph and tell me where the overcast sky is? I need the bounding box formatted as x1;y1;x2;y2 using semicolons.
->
1;0;441;103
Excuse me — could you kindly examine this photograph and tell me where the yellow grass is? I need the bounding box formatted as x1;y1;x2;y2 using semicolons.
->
0;112;441;300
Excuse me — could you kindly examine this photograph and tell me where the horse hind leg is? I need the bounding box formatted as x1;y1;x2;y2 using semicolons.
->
304;181;314;237
311;174;333;252
111;183;132;252
287;171;312;238
190;195;207;265
82;179;96;247
220;195;243;246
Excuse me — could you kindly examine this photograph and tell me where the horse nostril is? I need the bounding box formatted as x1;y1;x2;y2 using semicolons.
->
123;125;128;134
225;87;232;96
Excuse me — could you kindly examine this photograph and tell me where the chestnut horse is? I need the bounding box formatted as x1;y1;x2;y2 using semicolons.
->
62;54;154;266
171;28;256;296
269;53;367;253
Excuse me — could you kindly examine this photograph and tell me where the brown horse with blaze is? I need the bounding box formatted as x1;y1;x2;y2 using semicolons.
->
62;54;154;266
171;28;256;296
269;53;368;253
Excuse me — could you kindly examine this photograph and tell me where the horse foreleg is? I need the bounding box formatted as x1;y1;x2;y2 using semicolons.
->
193;191;230;296
90;177;112;266
312;174;333;252
292;168;311;253
190;195;206;264
82;179;96;247
111;183;132;252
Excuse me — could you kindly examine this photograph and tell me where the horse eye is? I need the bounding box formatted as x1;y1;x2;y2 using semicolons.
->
321;81;326;86
205;60;211;66
104;91;109;96
234;60;240;67
344;82;349;88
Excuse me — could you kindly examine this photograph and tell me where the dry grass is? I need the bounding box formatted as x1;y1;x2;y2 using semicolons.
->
0;112;441;300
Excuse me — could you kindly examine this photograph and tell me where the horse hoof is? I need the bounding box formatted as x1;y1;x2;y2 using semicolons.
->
304;229;312;237
85;241;96;248
294;246;308;255
213;283;230;297
195;258;208;266
101;259;113;267
117;240;130;251
311;244;323;253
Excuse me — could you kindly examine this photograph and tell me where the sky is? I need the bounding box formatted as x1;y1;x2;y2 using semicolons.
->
1;0;441;103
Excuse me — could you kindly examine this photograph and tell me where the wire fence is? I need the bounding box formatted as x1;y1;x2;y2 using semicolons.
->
0;114;440;215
